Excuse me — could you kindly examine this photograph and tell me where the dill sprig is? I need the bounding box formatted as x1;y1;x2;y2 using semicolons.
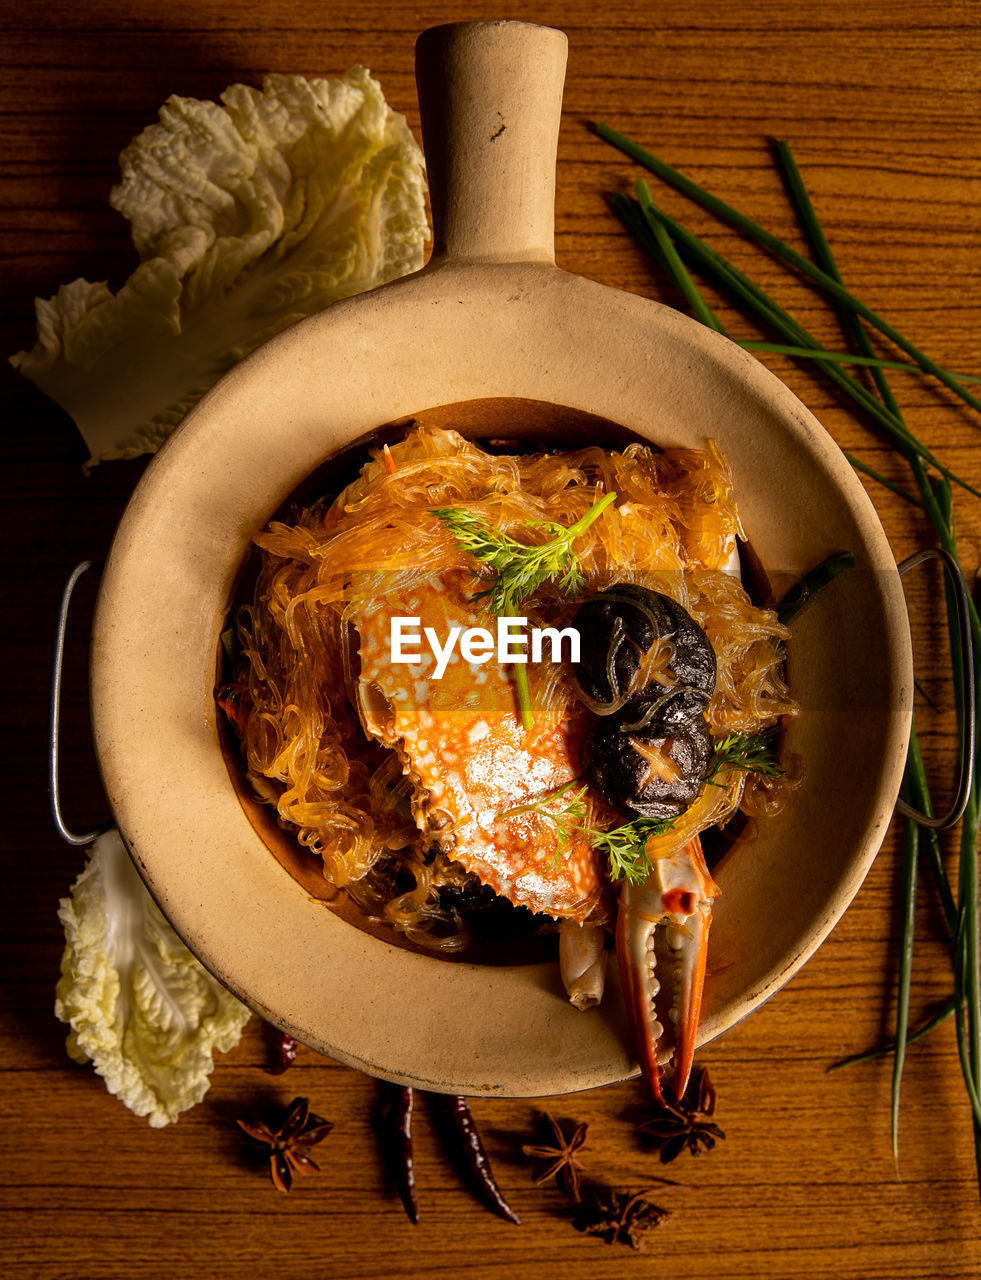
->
707;733;784;783
431;491;618;617
496;781;590;864
496;782;673;882
591;735;781;884
590;817;676;885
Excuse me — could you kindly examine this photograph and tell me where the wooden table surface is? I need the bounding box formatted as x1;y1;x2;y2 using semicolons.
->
2;1;979;1277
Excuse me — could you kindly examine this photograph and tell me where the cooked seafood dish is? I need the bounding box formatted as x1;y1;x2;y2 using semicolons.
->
217;421;798;1099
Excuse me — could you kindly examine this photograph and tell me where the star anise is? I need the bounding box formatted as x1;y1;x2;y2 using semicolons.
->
572;1188;672;1250
636;1066;725;1163
521;1111;589;1201
237;1096;333;1193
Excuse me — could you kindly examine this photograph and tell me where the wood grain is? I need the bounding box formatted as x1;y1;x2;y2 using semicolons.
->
1;1;979;1276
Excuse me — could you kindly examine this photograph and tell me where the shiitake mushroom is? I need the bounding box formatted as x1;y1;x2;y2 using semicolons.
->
573;585;717;821
582;690;713;821
572;584;716;714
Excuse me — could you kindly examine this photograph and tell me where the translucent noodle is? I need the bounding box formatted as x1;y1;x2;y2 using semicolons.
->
226;422;798;947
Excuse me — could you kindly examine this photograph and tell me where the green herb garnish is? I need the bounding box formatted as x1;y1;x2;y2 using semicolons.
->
525;734;781;884
431;492;618;618
496;781;590;864
496;782;673;884
707;733;783;783
589;816;676;886
432;492;617;731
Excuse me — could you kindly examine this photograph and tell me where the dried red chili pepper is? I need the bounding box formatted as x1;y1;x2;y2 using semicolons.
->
427;1093;520;1225
379;1083;419;1224
265;1029;299;1075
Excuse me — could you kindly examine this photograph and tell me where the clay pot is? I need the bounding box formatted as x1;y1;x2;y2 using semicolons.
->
90;22;911;1094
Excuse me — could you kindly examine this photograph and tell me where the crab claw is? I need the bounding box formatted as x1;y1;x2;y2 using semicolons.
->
614;836;720;1102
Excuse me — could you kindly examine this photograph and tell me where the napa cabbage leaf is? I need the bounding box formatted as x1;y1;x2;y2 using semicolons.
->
11;69;428;466
55;829;252;1127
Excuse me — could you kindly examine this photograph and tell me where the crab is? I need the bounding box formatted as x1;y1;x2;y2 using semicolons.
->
352;568;717;1102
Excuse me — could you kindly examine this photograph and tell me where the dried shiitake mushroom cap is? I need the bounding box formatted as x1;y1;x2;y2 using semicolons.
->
582;696;713;821
572;585;716;715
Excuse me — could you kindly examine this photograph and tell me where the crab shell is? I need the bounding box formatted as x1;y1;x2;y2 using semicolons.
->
351;568;605;922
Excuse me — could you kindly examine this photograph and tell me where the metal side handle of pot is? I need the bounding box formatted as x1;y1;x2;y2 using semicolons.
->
48;560;113;846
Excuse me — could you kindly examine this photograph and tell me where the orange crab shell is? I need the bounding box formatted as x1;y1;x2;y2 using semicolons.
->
352;570;605;922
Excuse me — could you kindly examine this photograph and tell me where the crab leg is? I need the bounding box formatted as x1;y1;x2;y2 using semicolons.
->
615;835;720;1102
559;922;608;1010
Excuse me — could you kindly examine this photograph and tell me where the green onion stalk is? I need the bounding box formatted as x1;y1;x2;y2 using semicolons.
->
596;123;981;1195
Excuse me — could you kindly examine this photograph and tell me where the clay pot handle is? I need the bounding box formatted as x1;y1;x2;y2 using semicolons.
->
415;21;568;265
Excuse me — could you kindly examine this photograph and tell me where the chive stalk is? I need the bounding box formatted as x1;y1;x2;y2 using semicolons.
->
773;146;979;1161
772;149;981;1170
774;140;964;937
631;185;971;491
842;453;924;510
829;996;957;1070
737;341;981;387
642;200;725;332
513;662;533;732
892;808;919;1166
903;728;957;934
609;190;726;332
774;552;855;624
